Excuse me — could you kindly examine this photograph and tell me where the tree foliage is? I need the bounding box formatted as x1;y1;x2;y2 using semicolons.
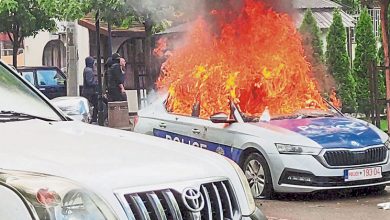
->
326;9;357;112
353;8;377;115
0;0;57;67
299;9;324;63
332;0;359;14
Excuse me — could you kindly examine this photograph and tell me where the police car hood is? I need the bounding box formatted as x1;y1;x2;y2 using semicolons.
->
0;120;234;189
259;116;386;149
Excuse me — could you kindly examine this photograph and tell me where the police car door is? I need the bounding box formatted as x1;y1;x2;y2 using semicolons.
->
200;103;244;162
153;112;208;149
202;118;241;161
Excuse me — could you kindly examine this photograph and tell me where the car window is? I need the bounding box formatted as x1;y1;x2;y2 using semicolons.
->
164;99;198;118
36;70;65;86
20;71;35;85
0;63;62;121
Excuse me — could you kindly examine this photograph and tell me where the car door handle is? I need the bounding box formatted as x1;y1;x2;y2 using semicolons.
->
192;128;201;134
159;123;167;128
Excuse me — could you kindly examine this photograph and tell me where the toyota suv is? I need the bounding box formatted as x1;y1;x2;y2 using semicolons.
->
0;60;266;220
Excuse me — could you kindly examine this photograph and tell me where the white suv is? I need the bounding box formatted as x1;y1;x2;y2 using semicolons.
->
0;61;266;220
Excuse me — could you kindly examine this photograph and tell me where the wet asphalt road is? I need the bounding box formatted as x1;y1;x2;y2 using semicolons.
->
256;186;390;220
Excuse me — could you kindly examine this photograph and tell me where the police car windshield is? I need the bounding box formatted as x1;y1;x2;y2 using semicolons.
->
0;63;62;121
241;102;340;122
271;108;336;121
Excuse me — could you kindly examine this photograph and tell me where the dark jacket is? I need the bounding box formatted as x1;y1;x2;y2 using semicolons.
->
107;63;124;89
82;57;97;99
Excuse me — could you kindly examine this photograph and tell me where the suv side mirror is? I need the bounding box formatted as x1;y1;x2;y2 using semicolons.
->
210;113;236;123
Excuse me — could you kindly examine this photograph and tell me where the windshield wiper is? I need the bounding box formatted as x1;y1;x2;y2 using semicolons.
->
296;113;335;119
0;110;56;122
271;115;301;120
271;113;334;121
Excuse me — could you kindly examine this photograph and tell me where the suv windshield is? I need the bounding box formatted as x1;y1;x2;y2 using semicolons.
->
0;63;62;121
36;69;65;86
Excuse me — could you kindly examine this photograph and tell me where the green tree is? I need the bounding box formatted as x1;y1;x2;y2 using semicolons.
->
377;26;387;112
0;0;57;67
353;8;377;115
326;9;357;112
299;9;324;63
41;0;137;55
332;0;359;14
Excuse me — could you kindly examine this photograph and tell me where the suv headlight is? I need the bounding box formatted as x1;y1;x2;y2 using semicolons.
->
385;138;390;149
0;171;118;220
225;158;256;213
275;143;322;155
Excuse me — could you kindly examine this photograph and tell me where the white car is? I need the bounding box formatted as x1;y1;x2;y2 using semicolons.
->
51;96;91;122
0;60;266;220
134;96;390;198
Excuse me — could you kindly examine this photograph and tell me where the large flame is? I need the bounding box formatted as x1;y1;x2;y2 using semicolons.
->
157;0;326;119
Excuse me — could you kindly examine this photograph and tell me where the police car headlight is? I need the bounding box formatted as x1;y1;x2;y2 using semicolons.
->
275;143;322;155
0;172;118;220
385;138;390;149
225;158;256;213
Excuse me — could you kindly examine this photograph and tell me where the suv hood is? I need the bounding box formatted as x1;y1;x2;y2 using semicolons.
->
266;116;383;149
0;120;232;189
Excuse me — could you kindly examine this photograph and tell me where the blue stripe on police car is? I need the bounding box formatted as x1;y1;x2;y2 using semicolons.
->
153;129;242;162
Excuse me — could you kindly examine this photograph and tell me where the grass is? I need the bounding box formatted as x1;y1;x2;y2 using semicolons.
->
380;119;388;132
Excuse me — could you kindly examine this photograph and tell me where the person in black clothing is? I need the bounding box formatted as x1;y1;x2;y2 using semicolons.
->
82;56;98;123
107;53;127;101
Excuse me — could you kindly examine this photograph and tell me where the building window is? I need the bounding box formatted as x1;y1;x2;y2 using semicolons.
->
42;40;66;69
368;8;381;39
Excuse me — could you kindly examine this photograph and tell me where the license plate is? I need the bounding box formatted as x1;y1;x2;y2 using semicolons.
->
344;167;382;182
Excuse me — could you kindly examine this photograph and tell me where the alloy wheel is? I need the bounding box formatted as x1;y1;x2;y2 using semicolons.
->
245;159;265;198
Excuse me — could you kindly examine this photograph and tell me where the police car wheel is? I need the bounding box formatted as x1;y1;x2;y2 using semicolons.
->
243;153;273;199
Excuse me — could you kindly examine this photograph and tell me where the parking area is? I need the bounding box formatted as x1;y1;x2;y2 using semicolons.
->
258;187;390;220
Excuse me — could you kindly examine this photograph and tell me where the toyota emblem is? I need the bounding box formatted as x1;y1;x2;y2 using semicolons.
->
182;187;205;212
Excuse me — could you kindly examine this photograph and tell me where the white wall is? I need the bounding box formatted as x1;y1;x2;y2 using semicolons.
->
75;24;90;85
24;32;54;66
23;23;90;88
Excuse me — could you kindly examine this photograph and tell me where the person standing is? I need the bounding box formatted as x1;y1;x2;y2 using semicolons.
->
107;53;127;101
82;56;98;123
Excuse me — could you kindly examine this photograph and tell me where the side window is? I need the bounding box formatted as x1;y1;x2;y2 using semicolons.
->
20;71;35;85
36;70;65;86
164;98;202;118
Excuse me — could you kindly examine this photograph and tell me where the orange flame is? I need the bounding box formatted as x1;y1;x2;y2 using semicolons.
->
153;37;168;57
329;88;342;109
157;0;326;119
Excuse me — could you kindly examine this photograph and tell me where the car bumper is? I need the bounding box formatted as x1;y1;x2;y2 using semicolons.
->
242;207;268;220
268;153;390;193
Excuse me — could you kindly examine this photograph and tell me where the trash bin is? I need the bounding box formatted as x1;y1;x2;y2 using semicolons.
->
107;101;131;130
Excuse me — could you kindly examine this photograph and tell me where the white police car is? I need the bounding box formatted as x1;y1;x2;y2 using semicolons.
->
0;60;266;220
135;96;390;198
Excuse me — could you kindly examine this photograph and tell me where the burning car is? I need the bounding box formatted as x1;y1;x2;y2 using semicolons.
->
135;0;390;198
135;95;390;198
0;59;266;220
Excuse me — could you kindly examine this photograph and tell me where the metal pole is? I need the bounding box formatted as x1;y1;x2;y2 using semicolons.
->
144;15;153;95
373;63;381;127
96;10;104;126
108;22;113;56
379;1;390;134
